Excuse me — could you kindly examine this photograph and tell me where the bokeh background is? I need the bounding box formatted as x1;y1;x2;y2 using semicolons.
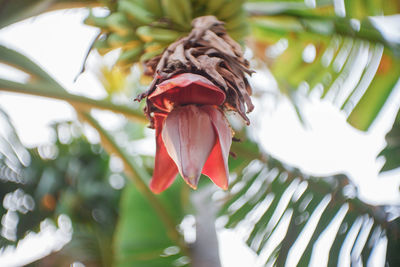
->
0;1;399;266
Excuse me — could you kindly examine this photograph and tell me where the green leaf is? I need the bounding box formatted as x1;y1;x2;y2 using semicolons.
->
0;118;121;266
328;211;359;267
386;218;400;267
0;45;62;89
0;0;100;29
0;0;51;29
0;78;146;123
113;181;187;267
378;108;400;172
347;50;400;131
219;144;397;266
0;46;146;122
248;1;400;131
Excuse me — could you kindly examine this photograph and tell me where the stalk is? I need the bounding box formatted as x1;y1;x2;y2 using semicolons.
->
191;187;222;267
0;79;147;123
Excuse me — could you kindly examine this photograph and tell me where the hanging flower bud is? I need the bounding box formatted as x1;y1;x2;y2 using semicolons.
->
136;16;254;193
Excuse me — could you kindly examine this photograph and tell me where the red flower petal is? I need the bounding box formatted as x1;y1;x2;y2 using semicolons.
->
161;105;216;189
149;73;226;112
149;113;178;194
201;106;232;190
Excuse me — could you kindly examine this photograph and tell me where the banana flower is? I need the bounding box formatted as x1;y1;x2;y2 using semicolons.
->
149;73;232;193
137;16;254;193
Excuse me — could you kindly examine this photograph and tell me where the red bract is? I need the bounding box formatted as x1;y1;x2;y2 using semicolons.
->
148;73;232;194
148;73;226;111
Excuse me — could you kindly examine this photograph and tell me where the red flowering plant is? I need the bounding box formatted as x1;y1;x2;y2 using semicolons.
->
137;16;254;193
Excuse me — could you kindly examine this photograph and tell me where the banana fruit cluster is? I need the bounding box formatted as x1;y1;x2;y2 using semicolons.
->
85;0;248;71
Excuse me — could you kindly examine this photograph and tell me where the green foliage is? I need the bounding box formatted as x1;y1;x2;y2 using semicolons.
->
114;181;188;267
346;50;400;130
0;0;99;29
219;143;399;266
0;115;121;265
0;45;146;123
379;110;400;172
246;0;400;131
0;109;29;247
386;218;400;267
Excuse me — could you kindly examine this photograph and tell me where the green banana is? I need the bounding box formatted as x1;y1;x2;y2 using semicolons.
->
228;22;250;41
118;0;154;25
94;37;113;56
142;0;163;18
225;9;247;30
140;47;165;62
144;41;166;52
191;1;206;18
137;26;182;43
106;13;132;35
161;0;190;29
117;46;144;66
108;32;141;49
195;0;208;6
216;0;244;21
84;12;108;29
177;0;193;24
205;0;225;14
90;0;249;68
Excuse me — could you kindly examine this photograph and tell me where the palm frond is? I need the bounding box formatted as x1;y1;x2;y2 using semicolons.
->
246;0;400;131
0;0;100;29
0;117;122;265
220;140;400;266
379;109;400;172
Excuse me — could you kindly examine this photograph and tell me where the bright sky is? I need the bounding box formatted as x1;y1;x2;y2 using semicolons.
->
0;7;399;267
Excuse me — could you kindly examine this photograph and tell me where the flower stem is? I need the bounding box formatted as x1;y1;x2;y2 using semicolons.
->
191;186;222;267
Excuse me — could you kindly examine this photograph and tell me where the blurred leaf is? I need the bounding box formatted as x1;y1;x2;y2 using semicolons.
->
379;109;400;172
386;218;400;267
219;139;399;266
0;46;146;123
229;131;262;172
344;0;400;18
247;1;400;131
113;180;187;267
347;50;400;131
0;0;53;29
0;116;123;265
0;0;100;29
0;45;62;89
